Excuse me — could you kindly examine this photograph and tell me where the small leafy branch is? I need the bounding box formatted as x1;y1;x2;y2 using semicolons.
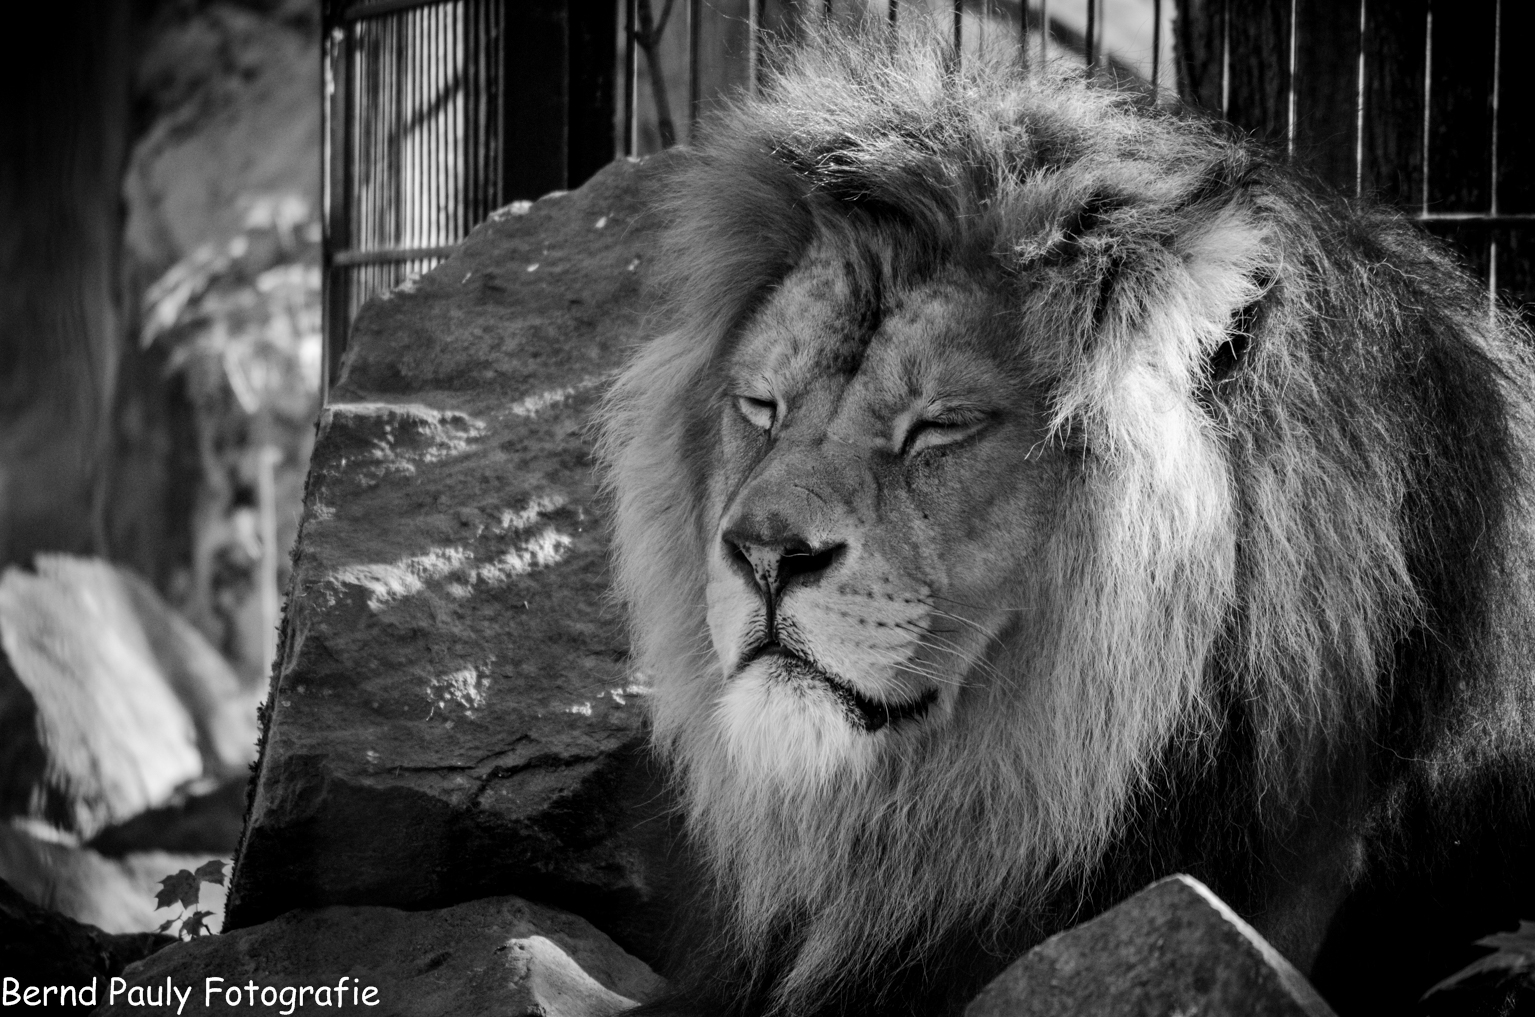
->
1424;921;1535;1011
154;860;226;940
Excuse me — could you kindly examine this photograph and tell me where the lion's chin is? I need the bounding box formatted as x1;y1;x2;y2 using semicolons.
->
714;650;936;789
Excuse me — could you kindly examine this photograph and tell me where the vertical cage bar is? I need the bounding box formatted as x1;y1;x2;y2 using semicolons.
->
495;0;502;205
1421;2;1432;217
422;6;430;241
432;4;443;247
449;4;458;240
1040;0;1048;65
420;6;430;248
489;0;500;212
1488;0;1501;307
439;4;447;238
1151;0;1162;98
421;5;431;247
417;5;426;247
477;0;487;222
1020;0;1029;70
378;17;387;250
357;21;369;258
1286;0;1297;157
405;8;414;242
1220;0;1231;117
624;0;636;156
455;1;462;227
890;0;898;30
689;0;701;132
1085;0;1096;71
748;0;761;96
415;7;424;243
1354;0;1367;196
442;4;452;236
476;0;485;210
953;0;963;66
463;3;474;226
323;18;355;403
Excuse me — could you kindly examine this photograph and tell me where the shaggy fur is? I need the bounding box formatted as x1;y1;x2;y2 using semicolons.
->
597;26;1535;1017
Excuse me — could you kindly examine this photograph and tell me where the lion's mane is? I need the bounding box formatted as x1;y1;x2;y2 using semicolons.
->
598;28;1535;1017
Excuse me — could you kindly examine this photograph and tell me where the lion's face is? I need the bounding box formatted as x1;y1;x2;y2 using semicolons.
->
701;246;1061;789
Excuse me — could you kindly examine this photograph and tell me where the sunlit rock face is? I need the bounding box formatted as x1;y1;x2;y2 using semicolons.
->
227;157;686;962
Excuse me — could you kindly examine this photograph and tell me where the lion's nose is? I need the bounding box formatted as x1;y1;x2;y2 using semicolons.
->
722;528;844;606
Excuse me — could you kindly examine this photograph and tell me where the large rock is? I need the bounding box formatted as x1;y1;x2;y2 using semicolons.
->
227;157;688;959
94;894;663;1017
965;875;1337;1017
0;555;257;838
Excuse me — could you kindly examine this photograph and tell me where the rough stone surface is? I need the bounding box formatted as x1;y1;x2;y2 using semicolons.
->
96;894;663;1017
0;555;257;838
964;875;1338;1017
227;157;688;960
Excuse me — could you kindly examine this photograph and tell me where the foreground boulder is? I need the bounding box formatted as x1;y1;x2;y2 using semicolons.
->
0;876;169;996
94;894;663;1017
227;157;687;958
965;875;1337;1017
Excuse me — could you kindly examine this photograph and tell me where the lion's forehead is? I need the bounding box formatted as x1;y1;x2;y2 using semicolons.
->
732;256;1017;414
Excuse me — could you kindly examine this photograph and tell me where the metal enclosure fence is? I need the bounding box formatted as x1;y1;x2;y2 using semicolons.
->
321;0;1530;399
1179;0;1532;317
322;0;504;394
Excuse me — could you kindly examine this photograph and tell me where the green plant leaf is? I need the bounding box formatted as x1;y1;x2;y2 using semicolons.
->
194;859;226;886
1424;921;1535;998
155;870;200;911
156;919;175;934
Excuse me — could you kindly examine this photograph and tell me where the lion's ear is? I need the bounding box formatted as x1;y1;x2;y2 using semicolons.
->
1204;269;1274;393
1163;194;1277;412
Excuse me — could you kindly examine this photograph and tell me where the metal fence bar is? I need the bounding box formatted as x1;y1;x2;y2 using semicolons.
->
1085;0;1096;71
1421;2;1432;218
1285;0;1297;157
624;0;637;157
748;0;761;96
1040;0;1048;65
1226;0;1235;116
689;0;701;132
1354;0;1366;197
1487;0;1502;305
1019;0;1028;69
953;0;963;66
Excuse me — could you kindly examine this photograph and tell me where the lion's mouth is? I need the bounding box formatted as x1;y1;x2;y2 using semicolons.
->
744;643;937;733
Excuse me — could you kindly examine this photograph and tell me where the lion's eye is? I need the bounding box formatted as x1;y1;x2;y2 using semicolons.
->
734;395;777;431
902;413;989;455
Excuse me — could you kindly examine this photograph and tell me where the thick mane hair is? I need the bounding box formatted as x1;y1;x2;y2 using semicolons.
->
597;23;1535;1017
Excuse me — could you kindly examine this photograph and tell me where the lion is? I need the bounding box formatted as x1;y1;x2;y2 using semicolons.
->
596;26;1535;1017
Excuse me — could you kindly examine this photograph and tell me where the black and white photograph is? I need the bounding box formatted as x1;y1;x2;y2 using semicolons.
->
1;1;1532;1014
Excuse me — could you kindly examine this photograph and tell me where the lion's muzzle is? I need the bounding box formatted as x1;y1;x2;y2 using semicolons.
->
722;520;845;641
